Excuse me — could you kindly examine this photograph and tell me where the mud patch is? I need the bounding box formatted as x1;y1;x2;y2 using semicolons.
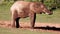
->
0;21;60;34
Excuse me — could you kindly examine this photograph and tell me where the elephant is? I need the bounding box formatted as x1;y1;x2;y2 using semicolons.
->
10;1;53;28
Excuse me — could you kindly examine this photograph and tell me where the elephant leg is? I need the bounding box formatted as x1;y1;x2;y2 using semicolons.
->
29;13;36;28
11;15;16;28
11;10;18;28
11;18;15;28
15;17;20;28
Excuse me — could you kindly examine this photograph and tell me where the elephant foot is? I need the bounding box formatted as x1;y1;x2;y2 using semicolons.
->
30;26;35;29
16;25;20;28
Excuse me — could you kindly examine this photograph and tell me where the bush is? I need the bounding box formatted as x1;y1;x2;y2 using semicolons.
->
0;0;60;10
44;0;56;9
56;0;60;8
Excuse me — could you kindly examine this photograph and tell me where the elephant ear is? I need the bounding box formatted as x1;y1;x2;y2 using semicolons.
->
30;2;40;12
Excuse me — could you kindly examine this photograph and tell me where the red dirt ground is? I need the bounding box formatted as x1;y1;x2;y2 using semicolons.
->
0;20;60;34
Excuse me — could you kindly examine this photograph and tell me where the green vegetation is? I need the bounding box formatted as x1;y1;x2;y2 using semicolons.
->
0;2;13;20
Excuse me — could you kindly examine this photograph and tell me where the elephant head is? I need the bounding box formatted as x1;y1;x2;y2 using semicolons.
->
30;2;53;15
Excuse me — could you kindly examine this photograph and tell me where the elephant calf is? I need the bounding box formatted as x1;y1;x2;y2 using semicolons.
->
10;1;53;28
